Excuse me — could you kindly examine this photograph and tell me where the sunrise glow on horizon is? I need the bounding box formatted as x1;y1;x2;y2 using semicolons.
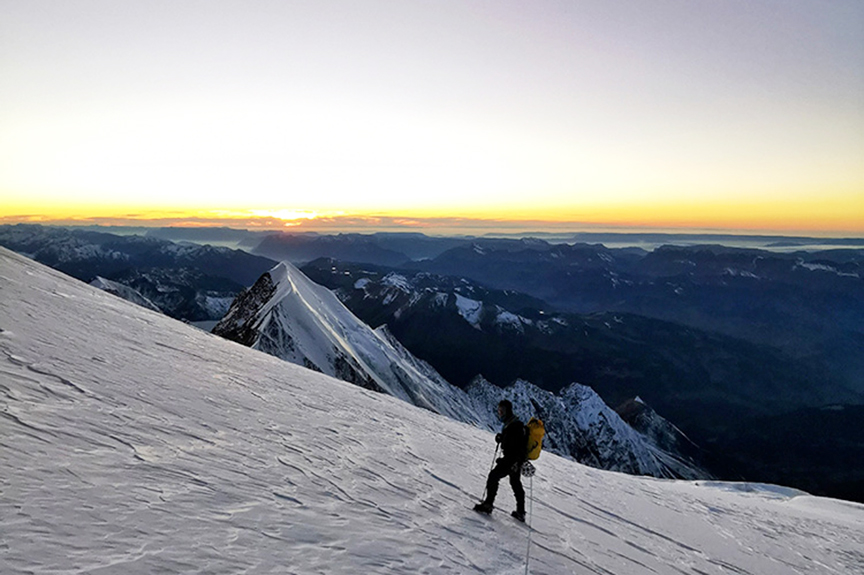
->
2;1;862;236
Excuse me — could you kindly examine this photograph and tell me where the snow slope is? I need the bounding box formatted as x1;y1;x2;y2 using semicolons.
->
2;246;863;575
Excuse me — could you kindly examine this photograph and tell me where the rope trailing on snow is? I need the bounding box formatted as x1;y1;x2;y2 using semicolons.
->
522;462;536;575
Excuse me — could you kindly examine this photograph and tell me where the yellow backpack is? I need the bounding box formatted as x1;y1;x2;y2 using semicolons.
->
525;417;545;460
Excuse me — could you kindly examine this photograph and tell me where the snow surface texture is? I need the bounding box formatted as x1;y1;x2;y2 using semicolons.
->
2;246;863;575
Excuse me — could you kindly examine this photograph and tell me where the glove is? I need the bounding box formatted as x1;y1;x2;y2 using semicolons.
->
495;433;502;444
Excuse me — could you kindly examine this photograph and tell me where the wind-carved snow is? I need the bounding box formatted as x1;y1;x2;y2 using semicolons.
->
2;246;864;574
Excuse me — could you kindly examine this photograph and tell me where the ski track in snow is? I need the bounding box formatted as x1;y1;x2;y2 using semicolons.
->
1;247;864;574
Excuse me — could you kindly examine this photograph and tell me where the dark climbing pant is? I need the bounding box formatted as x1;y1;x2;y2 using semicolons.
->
484;458;525;512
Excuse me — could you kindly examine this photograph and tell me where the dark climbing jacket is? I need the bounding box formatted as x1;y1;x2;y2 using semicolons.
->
498;414;526;464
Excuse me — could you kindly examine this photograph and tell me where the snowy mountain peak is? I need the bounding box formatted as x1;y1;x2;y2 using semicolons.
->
213;261;485;423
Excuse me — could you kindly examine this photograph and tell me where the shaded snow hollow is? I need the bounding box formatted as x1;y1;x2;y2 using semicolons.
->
1;246;863;575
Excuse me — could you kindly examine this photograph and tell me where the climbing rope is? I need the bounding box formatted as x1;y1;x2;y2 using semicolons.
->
522;462;536;575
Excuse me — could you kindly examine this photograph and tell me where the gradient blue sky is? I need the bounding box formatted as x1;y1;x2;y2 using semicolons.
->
2;1;862;234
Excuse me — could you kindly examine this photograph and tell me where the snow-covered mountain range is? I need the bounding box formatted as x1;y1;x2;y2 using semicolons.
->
2;245;863;574
213;261;706;479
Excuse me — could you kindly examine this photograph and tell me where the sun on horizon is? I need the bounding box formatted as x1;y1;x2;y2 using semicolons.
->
2;1;862;237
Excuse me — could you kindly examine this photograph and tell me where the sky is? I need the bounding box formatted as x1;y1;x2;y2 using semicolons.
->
1;0;863;235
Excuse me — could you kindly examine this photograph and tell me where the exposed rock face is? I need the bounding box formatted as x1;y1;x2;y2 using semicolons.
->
213;273;278;346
